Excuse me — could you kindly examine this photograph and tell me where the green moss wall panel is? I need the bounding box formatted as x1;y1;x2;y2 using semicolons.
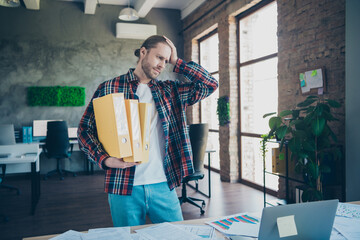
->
27;86;85;106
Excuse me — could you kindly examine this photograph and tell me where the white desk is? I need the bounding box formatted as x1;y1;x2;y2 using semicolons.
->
0;143;41;215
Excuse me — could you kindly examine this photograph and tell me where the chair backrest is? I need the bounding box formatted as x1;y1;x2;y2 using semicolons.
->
189;123;209;173
0;124;16;145
45;121;69;157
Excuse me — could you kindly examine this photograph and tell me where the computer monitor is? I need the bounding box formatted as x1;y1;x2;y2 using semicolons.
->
33;120;77;139
0;124;16;145
33;120;60;137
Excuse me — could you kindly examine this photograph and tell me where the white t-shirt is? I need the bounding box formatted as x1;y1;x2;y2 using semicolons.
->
133;83;167;185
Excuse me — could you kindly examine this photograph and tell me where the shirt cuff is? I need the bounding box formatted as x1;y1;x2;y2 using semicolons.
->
173;58;186;73
96;151;110;170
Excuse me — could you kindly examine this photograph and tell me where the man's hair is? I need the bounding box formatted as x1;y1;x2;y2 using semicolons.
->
134;35;168;57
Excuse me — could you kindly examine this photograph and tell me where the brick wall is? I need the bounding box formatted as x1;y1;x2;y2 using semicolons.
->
277;0;345;199
183;0;345;190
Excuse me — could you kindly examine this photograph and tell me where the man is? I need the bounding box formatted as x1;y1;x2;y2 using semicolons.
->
78;35;218;227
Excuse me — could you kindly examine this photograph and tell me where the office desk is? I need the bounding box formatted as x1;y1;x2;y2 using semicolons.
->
23;217;224;240
0;143;41;215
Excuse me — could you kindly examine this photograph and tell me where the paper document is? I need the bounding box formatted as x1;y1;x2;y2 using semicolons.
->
336;202;360;219
333;216;360;240
88;226;130;234
176;224;215;239
49;230;83;240
206;212;261;237
81;227;132;240
330;228;346;240
135;222;203;240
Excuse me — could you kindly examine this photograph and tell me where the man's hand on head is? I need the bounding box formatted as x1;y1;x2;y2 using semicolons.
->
163;36;178;65
104;157;140;169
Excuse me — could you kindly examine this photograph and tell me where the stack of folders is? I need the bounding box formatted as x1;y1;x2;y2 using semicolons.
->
93;93;152;163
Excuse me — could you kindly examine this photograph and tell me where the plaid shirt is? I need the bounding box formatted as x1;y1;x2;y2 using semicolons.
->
77;58;218;195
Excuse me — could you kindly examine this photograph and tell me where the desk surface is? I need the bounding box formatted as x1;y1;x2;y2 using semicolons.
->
23;217;222;240
22;202;360;239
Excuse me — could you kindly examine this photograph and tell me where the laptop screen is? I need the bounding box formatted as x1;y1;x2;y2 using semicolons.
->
258;199;339;240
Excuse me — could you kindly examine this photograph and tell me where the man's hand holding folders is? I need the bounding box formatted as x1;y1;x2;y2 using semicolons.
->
93;93;152;168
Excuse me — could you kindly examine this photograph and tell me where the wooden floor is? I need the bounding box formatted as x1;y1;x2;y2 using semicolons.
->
0;170;276;240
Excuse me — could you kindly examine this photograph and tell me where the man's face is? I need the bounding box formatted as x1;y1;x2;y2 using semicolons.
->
141;43;171;80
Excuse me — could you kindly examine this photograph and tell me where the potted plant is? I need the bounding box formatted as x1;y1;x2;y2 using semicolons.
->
263;95;342;202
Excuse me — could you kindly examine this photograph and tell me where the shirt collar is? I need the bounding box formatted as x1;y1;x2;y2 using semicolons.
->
126;68;157;87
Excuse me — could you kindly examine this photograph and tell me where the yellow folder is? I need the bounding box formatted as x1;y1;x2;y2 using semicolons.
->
138;103;152;163
123;99;143;162
92;93;132;158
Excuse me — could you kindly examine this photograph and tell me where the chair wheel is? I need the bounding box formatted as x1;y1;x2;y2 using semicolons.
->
200;209;205;215
202;202;206;208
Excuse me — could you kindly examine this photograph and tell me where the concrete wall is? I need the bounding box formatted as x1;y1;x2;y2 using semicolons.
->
345;0;360;201
0;0;183;173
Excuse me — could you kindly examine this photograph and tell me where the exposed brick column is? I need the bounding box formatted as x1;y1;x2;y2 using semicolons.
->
218;15;239;182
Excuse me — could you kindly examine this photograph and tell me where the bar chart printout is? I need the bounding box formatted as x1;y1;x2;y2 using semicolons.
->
206;213;261;237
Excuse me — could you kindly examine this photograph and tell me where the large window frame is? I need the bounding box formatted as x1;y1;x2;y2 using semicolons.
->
236;0;278;194
198;29;220;172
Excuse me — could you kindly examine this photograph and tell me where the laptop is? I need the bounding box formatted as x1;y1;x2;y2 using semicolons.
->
258;199;339;240
230;199;338;240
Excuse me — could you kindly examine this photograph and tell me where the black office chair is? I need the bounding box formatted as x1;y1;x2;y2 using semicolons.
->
43;121;76;180
178;123;208;215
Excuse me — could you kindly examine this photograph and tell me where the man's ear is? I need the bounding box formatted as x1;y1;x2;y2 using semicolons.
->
139;47;147;58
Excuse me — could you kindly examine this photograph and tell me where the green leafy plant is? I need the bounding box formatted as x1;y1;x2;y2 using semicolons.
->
263;95;342;202
217;96;230;126
28;86;85;106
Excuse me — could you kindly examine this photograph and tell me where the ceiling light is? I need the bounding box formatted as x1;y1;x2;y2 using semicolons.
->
118;0;139;21
0;0;20;7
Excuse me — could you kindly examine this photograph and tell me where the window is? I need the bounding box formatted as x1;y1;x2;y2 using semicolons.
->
199;31;220;171
238;1;278;190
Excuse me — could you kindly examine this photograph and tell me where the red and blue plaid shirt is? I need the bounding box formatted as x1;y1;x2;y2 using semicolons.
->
77;58;218;195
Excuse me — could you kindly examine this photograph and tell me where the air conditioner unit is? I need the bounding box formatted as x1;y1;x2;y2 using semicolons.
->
116;23;157;40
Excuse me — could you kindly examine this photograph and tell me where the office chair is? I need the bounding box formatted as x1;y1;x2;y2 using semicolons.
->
0;124;20;195
178;123;208;215
43;121;76;180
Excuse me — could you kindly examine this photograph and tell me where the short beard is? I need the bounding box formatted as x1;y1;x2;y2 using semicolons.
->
141;58;158;80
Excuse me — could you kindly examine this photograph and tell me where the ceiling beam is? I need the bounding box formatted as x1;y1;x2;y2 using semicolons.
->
84;0;97;15
23;0;40;10
134;0;158;18
181;0;205;19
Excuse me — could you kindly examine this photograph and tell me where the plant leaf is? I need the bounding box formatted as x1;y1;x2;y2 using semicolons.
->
312;117;326;136
269;116;282;130
279;110;292;117
276;125;288;139
263;112;277;118
326;99;341;108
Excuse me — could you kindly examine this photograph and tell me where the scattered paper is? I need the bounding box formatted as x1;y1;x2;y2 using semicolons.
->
81;227;132;240
330;228;347;240
49;230;83;240
333;216;360;239
135;222;203;240
276;215;298;238
336;202;360;219
176;224;215;239
206;212;261;237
